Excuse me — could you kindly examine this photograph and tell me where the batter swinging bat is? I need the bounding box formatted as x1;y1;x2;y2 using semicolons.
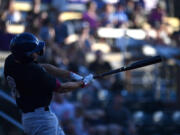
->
94;55;162;79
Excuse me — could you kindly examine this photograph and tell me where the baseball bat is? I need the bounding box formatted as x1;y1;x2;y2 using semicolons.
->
93;55;162;79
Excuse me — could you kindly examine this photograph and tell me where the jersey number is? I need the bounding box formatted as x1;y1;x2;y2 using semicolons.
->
6;76;20;98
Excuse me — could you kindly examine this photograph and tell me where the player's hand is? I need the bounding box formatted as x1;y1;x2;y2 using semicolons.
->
70;72;83;81
83;74;94;85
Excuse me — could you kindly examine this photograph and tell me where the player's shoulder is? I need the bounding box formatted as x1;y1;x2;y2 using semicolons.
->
4;54;14;64
4;54;15;77
29;61;47;74
4;54;16;71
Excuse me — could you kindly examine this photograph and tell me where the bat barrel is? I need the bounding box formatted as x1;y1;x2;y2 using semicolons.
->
93;55;162;79
125;55;162;71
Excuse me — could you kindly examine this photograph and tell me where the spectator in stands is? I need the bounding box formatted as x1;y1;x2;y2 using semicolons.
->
51;0;68;12
89;50;112;89
78;22;93;52
0;19;14;51
148;4;166;28
51;94;75;123
89;50;112;75
129;2;146;28
110;75;124;93
126;0;135;22
108;124;122;135
100;3;115;27
105;93;136;135
83;1;99;34
171;31;180;47
113;3;129;27
54;20;76;46
95;125;107;135
39;13;52;41
73;104;89;135
155;23;172;44
2;0;22;23
79;90;97;110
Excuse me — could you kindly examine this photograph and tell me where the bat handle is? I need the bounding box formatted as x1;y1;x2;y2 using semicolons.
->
93;75;101;79
93;67;125;79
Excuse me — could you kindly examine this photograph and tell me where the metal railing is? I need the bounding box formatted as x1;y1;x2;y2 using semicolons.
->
0;89;23;131
0;111;23;130
0;90;16;106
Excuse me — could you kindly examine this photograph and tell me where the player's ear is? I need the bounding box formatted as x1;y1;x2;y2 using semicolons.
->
31;52;39;61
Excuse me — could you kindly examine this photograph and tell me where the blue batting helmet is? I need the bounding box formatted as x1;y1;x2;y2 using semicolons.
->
10;32;45;63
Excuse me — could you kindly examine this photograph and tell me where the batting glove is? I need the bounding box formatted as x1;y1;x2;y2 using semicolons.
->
70;72;83;81
83;74;94;85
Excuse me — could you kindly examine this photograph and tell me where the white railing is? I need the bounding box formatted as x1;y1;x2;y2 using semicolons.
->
0;89;23;130
0;111;23;130
0;90;16;106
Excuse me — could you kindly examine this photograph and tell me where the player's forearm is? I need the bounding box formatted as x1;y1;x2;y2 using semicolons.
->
56;81;84;93
41;64;70;78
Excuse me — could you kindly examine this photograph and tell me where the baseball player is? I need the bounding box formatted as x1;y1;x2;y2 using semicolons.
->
4;32;93;135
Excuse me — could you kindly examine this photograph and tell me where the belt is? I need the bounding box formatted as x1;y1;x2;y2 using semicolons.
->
22;106;49;113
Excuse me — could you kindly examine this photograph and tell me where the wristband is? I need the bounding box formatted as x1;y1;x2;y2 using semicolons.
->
70;72;83;81
81;82;86;88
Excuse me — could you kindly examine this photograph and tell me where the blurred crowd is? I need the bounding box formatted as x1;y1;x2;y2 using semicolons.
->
0;0;180;135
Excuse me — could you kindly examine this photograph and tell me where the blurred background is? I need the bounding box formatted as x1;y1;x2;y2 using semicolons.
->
0;0;180;135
